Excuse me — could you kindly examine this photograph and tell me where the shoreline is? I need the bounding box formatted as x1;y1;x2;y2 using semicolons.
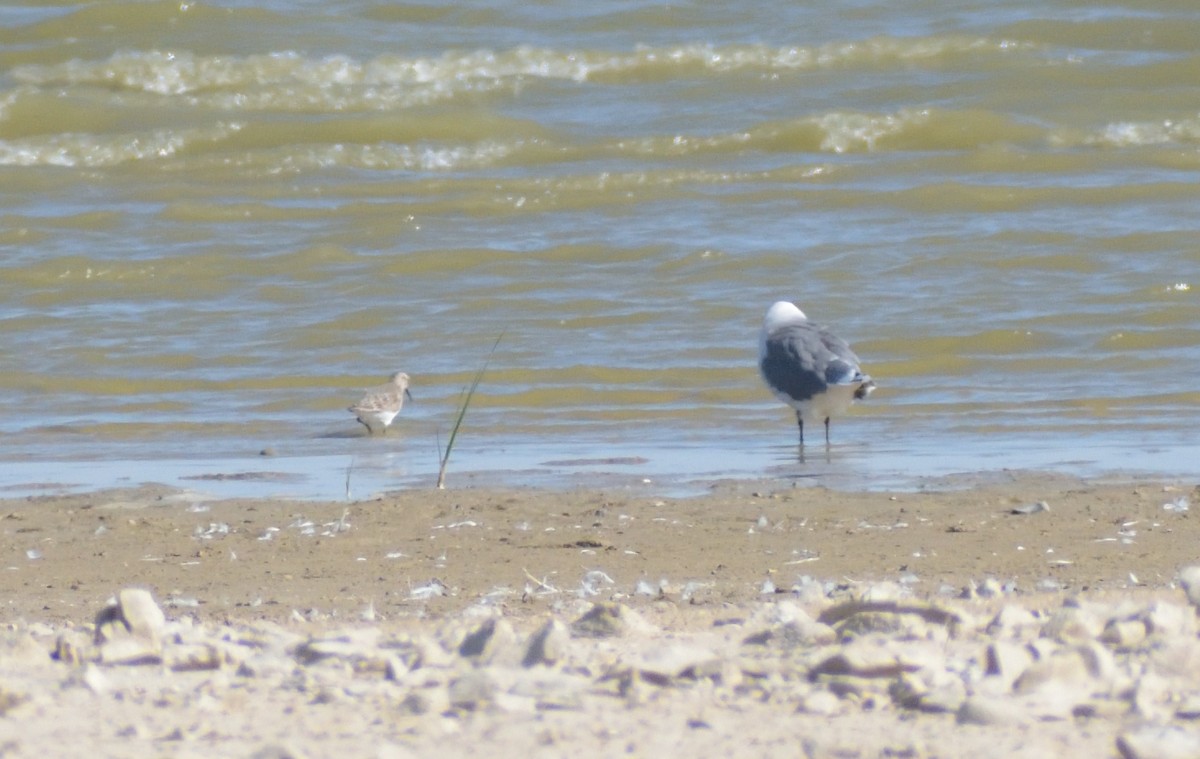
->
1;474;1199;757
2;472;1198;623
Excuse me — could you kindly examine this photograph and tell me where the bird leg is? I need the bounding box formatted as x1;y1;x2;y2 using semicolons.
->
824;417;831;446
796;412;805;446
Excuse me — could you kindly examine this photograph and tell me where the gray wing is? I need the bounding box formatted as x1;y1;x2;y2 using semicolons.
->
760;322;865;402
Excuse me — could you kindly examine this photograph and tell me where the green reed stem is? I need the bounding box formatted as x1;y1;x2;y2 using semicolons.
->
436;333;503;489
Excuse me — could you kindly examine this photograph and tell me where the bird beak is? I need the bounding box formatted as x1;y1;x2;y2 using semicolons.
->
405;388;414;401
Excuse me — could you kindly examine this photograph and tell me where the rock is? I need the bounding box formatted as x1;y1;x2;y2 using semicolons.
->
628;643;725;686
570;603;656;639
53;630;96;665
0;631;48;666
817;600;967;639
99;636;162;666
448;670;496;711
966;577;1008;598
810;639;932;680
856;582;905;602
116;588;166;642
0;679;27;717
94;590;165;643
957;695;1029;726
1014;643;1113;695
522;619;569;667
891;668;967;714
985;604;1040;638
1117;726;1200;759
833;611;911;640
1131;671;1175;721
798;689;841;715
1140;601;1195;638
1041;604;1104;643
293;629;395;676
742;604;836;648
985;640;1034;685
458;617;521;666
1100;618;1147;650
1178;565;1200;608
1011;501;1049;515
249;744;307;759
94;588;166;664
166;643;226;672
505;669;587;710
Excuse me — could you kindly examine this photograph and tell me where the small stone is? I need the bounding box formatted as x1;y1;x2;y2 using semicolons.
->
957;695;1029;726
79;664;110;694
742;603;836;649
817;600;966;638
54;630;96;665
1011;501;1049;515
0;680;27;717
857;582;905;602
985;605;1039;638
1100;618;1148;650
1179;566;1200;608
94;588;166;654
1117;726;1200;759
570;603;656;639
972;577;1007;598
985;641;1034;685
630;643;724;686
167;644;225;672
249;744;306;759
458;618;520;666
1141;601;1194;638
294;630;381;667
99;637;162;666
448;670;496;711
892;670;966;714
1042;604;1104;643
798;689;841;715
522;619;569;668
506;670;586;710
810;639;929;680
117;588;166;642
1014;643;1113;695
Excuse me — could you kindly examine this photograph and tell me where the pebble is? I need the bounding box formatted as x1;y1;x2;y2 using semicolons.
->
1179;565;1200;608
957;695;1030;726
8;580;1200;754
457;617;521;666
1117;726;1200;759
522;619;569;668
569;602;657;639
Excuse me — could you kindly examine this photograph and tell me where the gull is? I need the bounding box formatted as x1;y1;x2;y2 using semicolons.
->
758;301;875;446
348;371;412;435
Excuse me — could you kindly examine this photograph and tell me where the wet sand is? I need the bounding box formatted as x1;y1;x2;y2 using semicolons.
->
1;472;1198;757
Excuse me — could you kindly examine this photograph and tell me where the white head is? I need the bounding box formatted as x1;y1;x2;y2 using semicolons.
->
762;301;807;332
389;371;413;399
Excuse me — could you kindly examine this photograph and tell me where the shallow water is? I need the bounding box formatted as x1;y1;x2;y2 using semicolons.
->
1;1;1198;497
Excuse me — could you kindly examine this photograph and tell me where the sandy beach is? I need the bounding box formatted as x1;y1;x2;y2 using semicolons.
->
1;473;1199;757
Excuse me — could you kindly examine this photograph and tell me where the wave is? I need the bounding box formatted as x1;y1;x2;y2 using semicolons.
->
0;121;243;168
8;34;1029;101
1060;115;1200;148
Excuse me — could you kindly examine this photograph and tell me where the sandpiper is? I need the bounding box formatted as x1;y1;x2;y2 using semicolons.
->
348;371;412;435
758;301;874;445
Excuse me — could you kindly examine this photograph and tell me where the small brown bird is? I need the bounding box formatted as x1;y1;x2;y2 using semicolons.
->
348;371;412;434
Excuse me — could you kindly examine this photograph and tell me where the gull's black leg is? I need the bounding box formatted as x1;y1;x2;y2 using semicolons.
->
824;417;831;445
796;412;805;446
